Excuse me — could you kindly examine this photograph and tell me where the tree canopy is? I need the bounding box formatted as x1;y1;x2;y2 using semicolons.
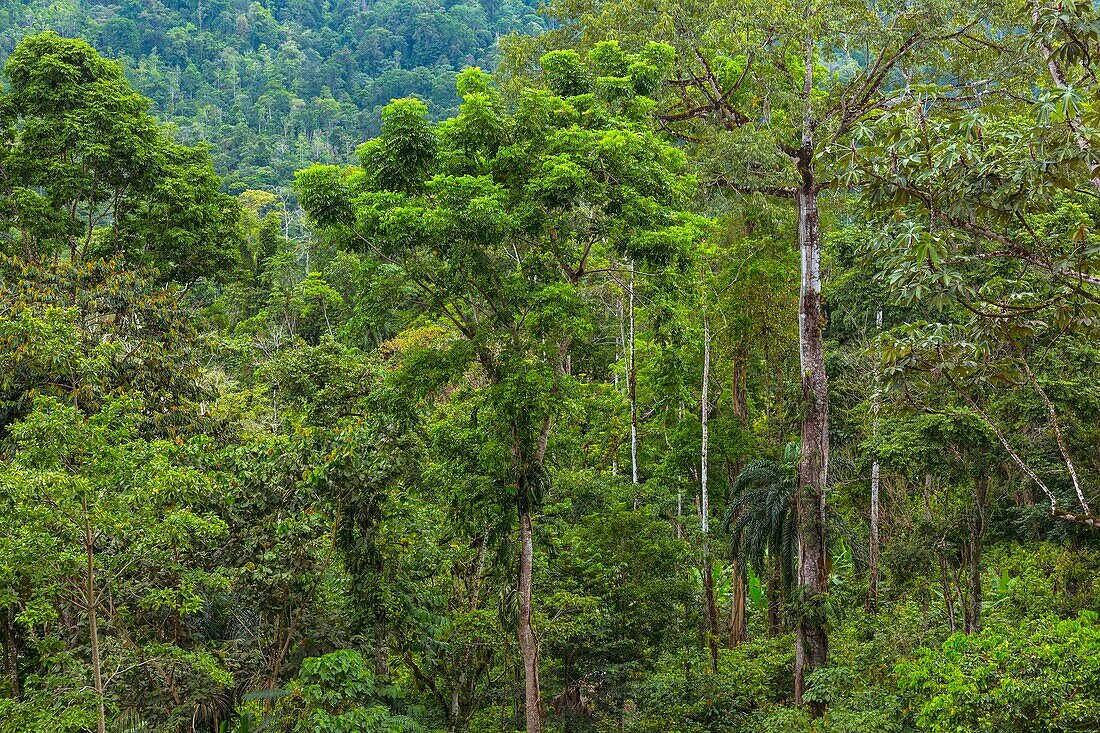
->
3;4;1100;733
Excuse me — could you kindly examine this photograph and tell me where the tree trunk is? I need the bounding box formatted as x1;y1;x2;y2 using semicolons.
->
727;562;747;648
628;261;639;492
373;603;389;678
4;605;20;698
964;476;988;634
940;555;957;633
766;561;781;637
85;508;107;733
793;63;830;709
869;308;883;611
700;313;719;673
702;556;719;674
518;509;541;733
701;311;711;535
732;345;748;426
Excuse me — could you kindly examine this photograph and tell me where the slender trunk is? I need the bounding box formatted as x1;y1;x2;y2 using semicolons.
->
766;561;781;637
373;604;389;677
940;555;957;633
700;312;718;673
701;312;711;535
869;308;883;611
964;476;988;634
676;399;683;540
628;262;639;490
793;30;830;709
512;341;566;733
4;606;20;698
702;558;719;674
614;296;624;477
732;345;748;426
371;529;389;678
727;562;747;648
85;507;107;733
518;510;541;733
612;372;620;476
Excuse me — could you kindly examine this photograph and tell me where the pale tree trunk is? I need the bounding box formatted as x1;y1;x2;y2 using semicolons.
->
700;312;719;674
628;261;639;493
612;345;620;475
518;509;541;733
793;30;830;715
676;405;684;539
84;505;106;733
869;308;883;611
614;294;625;478
701;312;711;535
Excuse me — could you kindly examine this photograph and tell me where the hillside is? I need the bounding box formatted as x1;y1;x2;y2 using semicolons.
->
3;2;1100;733
0;0;544;191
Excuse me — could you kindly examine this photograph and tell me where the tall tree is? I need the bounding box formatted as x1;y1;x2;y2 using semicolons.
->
295;55;705;730
849;2;1100;529
0;32;240;283
532;0;1005;706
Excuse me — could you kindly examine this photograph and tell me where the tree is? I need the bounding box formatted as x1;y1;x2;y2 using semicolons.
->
271;650;421;733
723;442;799;637
848;1;1100;529
532;0;1007;707
0;395;229;733
0;32;241;283
0;256;209;439
296;55;705;731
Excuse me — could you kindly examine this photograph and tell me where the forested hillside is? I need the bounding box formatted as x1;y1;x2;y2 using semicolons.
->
0;0;543;191
3;2;1100;733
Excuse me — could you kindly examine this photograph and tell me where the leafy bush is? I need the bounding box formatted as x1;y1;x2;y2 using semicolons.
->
627;637;793;733
897;612;1100;732
272;650;421;733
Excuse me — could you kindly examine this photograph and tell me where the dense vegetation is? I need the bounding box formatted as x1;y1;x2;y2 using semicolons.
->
0;0;544;192
3;2;1100;733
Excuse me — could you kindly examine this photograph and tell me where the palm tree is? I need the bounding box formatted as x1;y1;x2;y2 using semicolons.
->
722;441;800;636
724;442;866;637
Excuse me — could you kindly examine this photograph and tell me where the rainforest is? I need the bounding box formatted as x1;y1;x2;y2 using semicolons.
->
2;1;1100;732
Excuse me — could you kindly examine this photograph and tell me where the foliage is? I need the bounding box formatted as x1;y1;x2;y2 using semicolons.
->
898;613;1100;732
272;650;420;733
0;0;546;192
3;5;1100;733
0;33;242;283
